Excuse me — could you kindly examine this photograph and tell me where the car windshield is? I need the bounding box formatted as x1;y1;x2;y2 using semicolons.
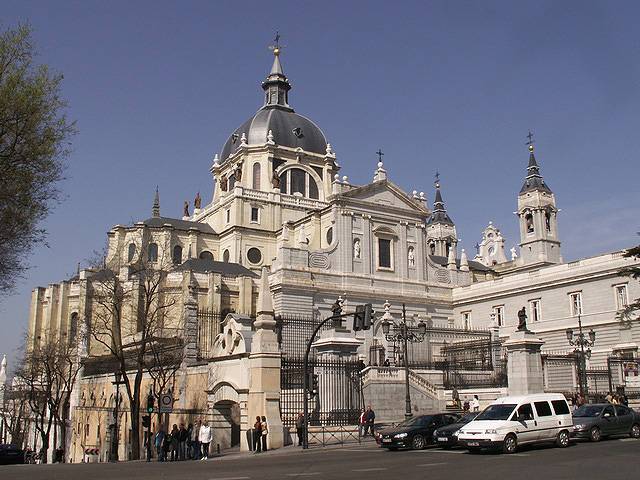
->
475;404;517;421
457;413;479;424
398;415;432;427
573;405;603;417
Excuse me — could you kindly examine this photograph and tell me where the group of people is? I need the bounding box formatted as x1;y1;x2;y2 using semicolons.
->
153;420;213;462
252;416;269;453
358;405;376;436
451;389;481;413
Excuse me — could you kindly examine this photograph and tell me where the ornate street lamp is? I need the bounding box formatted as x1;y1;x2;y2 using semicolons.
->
380;302;426;419
111;371;124;462
566;315;596;400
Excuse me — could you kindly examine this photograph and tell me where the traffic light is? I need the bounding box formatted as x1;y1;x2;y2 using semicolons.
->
353;303;374;331
146;393;154;414
142;415;151;428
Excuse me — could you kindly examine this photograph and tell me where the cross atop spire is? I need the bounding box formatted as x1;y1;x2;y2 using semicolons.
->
263;33;292;110
434;171;440;188
269;31;284;56
526;130;535;149
427;175;454;226
519;133;552;194
376;149;384;163
152;186;160;218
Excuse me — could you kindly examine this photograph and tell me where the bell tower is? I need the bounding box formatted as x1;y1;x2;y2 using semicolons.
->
426;177;457;258
517;137;561;265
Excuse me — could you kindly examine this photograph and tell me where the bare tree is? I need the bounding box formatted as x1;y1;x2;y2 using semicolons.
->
0;382;29;447
88;244;178;460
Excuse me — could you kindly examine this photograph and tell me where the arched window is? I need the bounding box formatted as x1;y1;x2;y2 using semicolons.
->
445;241;452;257
172;245;183;265
223;249;230;263
525;213;534;233
429;242;436;256
278;168;320;200
228;174;236;190
545;211;551;232
252;162;261;190
148;243;158;262
68;312;78;347
199;251;213;261
326;227;333;245
127;243;136;262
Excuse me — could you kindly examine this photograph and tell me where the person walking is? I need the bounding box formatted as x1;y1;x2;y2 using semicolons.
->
199;421;212;460
178;423;188;460
364;405;375;436
261;416;269;452
358;408;366;437
191;420;201;460
470;395;480;412
296;412;306;446
154;427;166;462
253;416;263;453
452;387;460;409
169;424;179;461
186;423;193;459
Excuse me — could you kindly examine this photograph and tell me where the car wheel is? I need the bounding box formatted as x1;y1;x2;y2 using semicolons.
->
502;434;517;454
589;427;601;442
412;434;426;450
630;424;640;439
556;430;570;448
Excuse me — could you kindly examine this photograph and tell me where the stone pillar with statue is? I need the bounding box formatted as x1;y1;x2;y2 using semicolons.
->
247;267;283;450
504;307;545;396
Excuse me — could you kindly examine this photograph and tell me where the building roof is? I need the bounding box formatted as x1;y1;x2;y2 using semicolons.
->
520;146;552;194
426;184;454;226
142;216;215;234
220;51;327;162
175;258;258;277
429;255;492;272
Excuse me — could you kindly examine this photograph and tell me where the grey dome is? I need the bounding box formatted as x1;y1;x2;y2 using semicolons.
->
220;106;327;161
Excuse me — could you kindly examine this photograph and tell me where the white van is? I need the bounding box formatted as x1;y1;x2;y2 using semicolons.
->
456;393;573;454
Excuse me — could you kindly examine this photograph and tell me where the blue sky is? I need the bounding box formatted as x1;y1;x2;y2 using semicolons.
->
2;0;639;366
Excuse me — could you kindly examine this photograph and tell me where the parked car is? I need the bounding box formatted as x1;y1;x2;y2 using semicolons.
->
432;412;479;448
376;413;461;450
0;444;25;465
571;403;640;441
457;393;573;454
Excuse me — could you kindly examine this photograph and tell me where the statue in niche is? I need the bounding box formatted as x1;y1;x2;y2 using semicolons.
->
219;175;228;192
194;192;202;209
353;238;361;259
235;164;243;182
408;246;415;267
271;170;280;189
183;201;190;217
517;307;528;332
510;246;518;261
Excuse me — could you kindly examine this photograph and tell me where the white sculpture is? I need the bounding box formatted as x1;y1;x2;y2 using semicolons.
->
408;246;415;267
353;238;361;259
510;246;518;260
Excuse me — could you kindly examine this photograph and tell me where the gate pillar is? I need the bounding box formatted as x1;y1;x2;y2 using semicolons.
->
504;329;545;396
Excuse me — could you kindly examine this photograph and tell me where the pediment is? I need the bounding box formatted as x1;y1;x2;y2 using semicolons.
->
340;180;428;214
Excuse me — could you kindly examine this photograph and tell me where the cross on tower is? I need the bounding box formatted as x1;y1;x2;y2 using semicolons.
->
525;130;535;146
474;243;480;255
434;171;440;187
376;149;384;163
269;31;284;55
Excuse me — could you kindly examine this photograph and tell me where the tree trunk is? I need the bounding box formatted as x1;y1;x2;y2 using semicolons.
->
130;403;140;460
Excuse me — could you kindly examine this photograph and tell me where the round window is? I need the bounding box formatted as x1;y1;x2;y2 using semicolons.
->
247;247;262;264
326;227;333;245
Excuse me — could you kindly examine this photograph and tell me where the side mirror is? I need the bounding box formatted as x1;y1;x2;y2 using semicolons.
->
603;412;611;419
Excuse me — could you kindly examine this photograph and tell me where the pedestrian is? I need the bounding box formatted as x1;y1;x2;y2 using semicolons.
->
622;393;629;407
452;387;460;409
199;420;212;460
606;392;613;403
178;423;188;460
463;398;470;412
470;395;480;412
253;416;263;453
364;405;375;436
358;408;366;436
191;420;201;460
186;423;193;459
261;416;269;452
169;424;179;461
296;412;306;446
155;427;166;462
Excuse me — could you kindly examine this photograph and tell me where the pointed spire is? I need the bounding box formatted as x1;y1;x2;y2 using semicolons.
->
254;266;276;330
460;248;469;272
447;244;457;270
427;176;454;226
262;35;293;111
152;186;160;218
520;137;552;194
0;354;6;386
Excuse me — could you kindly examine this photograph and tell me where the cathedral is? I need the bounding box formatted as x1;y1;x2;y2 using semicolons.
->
14;46;640;462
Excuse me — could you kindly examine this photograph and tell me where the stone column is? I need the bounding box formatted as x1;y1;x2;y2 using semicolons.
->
247;267;283;450
504;330;545;396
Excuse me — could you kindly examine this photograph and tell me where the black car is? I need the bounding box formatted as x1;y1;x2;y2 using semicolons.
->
432;412;479;448
0;444;25;465
571;403;640;441
377;413;461;450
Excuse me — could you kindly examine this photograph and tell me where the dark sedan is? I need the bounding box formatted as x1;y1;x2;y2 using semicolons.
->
432;412;479;448
376;413;461;450
0;444;25;465
571;404;640;441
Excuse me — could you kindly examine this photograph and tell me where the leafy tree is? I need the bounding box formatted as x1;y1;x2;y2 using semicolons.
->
618;244;640;326
0;24;76;293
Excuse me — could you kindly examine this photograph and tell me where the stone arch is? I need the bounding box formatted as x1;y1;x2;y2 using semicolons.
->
277;164;324;201
209;382;245;451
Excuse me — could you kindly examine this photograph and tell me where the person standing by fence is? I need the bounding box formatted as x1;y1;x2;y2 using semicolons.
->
261;416;269;452
253;416;263;453
364;405;375;436
296;412;306;446
358;408;366;436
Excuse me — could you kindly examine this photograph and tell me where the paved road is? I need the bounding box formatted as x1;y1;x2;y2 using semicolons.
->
2;437;639;480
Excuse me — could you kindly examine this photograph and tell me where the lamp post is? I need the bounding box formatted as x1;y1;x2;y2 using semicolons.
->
566;315;596;400
111;371;125;462
381;303;426;419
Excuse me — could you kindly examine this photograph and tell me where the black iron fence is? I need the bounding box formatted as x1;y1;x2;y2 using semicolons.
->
196;309;222;359
442;359;508;389
281;356;364;428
